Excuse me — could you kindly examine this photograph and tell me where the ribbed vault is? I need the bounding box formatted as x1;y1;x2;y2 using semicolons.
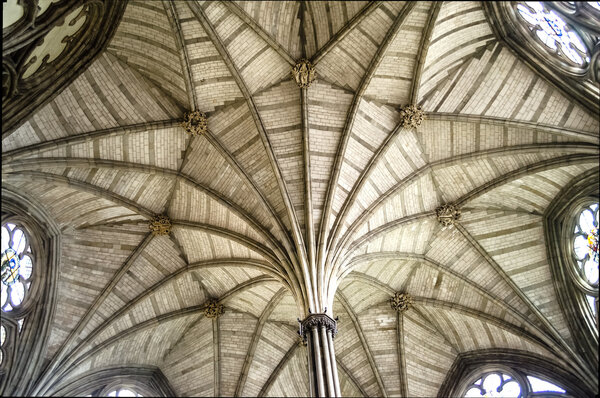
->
2;1;599;397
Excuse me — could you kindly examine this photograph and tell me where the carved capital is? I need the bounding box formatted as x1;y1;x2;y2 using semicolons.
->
398;104;425;128
203;298;224;319
435;203;461;228
148;214;172;236
298;313;338;342
181;110;207;136
390;292;413;312
291;59;316;88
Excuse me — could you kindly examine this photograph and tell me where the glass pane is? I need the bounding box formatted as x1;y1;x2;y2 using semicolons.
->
1;248;21;286
108;391;117;397
18;319;23;332
517;5;538;24
482;374;502;394
1;324;5;346
580;209;595;233
12;229;26;255
517;1;588;65
499;381;521;397
19;255;32;280
465;388;484;398
10;281;24;306
527;376;566;393
584;258;599;284
574;235;588;259
119;389;136;397
1;283;7;307
1;227;9;253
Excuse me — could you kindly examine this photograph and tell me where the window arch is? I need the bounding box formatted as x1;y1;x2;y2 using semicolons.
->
507;1;599;78
49;366;175;397
0;188;60;396
2;222;36;312
543;169;598;382
571;202;599;318
483;2;600;112
515;2;590;67
462;367;568;397
438;349;595;398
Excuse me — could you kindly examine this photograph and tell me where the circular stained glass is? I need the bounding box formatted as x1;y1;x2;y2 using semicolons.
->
573;203;599;286
516;2;589;66
1;223;33;312
1;248;21;286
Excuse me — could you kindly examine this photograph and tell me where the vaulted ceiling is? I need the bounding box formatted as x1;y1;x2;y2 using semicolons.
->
2;1;599;397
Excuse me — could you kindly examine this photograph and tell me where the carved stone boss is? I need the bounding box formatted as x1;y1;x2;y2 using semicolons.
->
148;214;172;236
390;292;413;312
203;299;224;319
398;104;426;128
435;203;461;228
291;59;316;88
181;110;207;136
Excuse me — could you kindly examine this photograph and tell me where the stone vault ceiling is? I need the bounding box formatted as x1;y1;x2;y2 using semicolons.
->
2;1;599;397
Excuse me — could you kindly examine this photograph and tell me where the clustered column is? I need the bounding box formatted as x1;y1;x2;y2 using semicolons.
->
299;313;341;397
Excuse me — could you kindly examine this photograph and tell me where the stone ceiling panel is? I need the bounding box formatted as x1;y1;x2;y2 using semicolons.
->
403;309;457;397
418;1;495;101
3;52;182;153
173;1;244;113
363;1;433;106
108;0;190;109
316;2;401;91
233;1;302;60
161;315;215;396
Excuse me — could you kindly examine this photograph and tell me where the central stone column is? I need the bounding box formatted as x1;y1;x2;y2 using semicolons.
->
299;313;341;397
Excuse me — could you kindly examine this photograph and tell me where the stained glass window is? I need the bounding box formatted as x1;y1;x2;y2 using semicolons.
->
516;1;590;65
1;222;34;312
573;202;599;316
463;371;567;397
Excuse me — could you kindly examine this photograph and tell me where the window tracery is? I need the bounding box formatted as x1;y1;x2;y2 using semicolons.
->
516;2;590;66
0;221;36;373
1;222;35;312
463;369;567;397
571;202;599;318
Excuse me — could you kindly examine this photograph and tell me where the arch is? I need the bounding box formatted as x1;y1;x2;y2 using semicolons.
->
544;168;599;377
437;349;595;398
49;365;175;397
0;187;61;396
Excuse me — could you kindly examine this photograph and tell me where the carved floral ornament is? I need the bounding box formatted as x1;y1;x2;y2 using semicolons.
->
180;110;207;136
291;59;316;88
390;292;413;312
436;203;461;228
298;313;338;342
203;299;224;319
398;104;426;128
148;214;172;236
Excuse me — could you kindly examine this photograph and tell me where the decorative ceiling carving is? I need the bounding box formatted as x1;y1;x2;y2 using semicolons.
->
1;1;599;397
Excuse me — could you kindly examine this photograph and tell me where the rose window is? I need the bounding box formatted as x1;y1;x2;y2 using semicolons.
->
516;2;590;66
1;222;34;312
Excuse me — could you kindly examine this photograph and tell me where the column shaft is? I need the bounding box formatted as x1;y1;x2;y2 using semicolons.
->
320;325;336;396
311;327;326;397
327;330;341;397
